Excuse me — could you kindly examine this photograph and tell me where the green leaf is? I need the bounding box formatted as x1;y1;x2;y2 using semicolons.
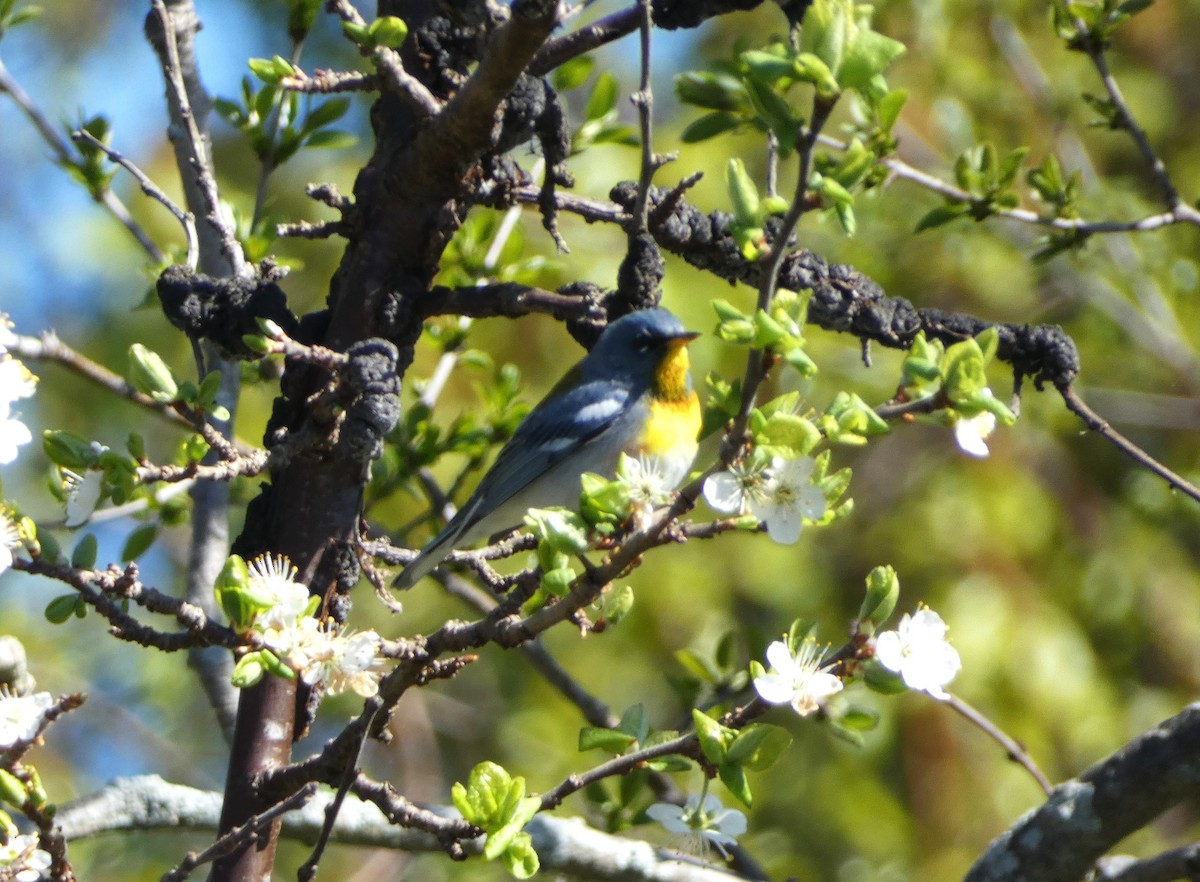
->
840;29;906;91
304;129;357;150
341;20;370;44
863;659;908;694
674;71;749;112
725;158;761;225
585;72;619;121
71;533;98;569
45;594;79;624
43;430;98;470
680;111;742;143
501;832;540;879
120;524;158;562
540;566;576;596
231;651;267;688
0;769;26;806
691;709;731;765
248;56;288;84
791;52;841;95
858;565;899;626
875;88;907;133
303;97;351;132
801;0;850;77
756;412;821;457
552;56;594;92
741;49;797;83
524;508;590;555
579;726;638;754
128;343;179;402
727;723;783;766
743;75;801;148
915;202;969;232
718;761;753;807
617;704;650;742
367;15;408;49
839;707;880;731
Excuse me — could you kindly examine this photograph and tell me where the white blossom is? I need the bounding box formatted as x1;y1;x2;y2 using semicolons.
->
646;794;747;858
617;454;674;528
704;457;826;544
702;460;768;516
0;511;22;576
62;470;103;528
0;833;52;882
954;410;997;458
291;627;383;697
247;554;310;631
0;403;32;467
0;315;16;352
0;358;36;406
754;639;843;716
875;608;962;699
0;690;54;748
755;457;826;544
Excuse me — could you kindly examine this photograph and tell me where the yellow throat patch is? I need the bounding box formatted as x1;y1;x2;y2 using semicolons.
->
638;340;701;457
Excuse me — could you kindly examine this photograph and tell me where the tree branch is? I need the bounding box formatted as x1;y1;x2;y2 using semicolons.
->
54;775;744;882
965;703;1200;882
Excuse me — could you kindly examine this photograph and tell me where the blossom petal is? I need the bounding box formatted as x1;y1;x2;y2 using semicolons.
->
754;671;798;705
760;501;803;545
763;640;795;675
702;471;746;514
874;630;903;672
954;412;996;458
645;802;690;834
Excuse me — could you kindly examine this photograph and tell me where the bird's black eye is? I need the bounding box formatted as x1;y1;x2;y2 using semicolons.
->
634;333;656;353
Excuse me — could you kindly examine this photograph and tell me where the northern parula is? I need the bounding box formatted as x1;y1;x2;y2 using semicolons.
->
394;308;701;589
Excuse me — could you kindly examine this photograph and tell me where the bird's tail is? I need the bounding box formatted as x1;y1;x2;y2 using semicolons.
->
391;541;444;590
391;498;483;590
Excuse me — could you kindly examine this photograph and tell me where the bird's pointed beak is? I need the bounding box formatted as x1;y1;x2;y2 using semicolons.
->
669;331;701;347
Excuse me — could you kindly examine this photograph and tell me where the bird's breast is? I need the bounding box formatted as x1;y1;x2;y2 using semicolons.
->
631;391;701;487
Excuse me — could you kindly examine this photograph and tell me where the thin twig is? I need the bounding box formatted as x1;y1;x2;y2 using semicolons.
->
1094;842;1200;882
296;709;381;882
944;693;1053;796
326;0;441;117
1058;383;1200;505
147;0;248;276
1074;18;1180;210
729;95;838;452
9;331;195;431
0;57;166;263
629;0;657;230
71;128;198;270
849;137;1200;232
161;784;318;882
281;68;379;94
529;5;640;76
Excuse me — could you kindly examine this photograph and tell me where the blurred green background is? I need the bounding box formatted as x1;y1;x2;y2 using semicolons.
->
1;0;1199;879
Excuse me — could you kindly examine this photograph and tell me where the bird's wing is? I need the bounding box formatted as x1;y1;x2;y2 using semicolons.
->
467;374;634;513
392;375;634;590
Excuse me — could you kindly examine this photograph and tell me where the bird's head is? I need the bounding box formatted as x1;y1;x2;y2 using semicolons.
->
587;308;700;401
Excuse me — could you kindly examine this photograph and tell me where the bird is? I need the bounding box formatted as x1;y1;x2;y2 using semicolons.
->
393;307;701;589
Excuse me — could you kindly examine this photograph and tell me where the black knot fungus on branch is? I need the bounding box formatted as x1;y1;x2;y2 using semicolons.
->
615;231;665;316
485;74;574;250
650;0;766;29
156;264;299;360
338;339;401;466
613;182;1082;391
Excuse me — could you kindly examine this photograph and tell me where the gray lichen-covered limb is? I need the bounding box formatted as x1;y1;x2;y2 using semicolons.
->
965;704;1200;882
